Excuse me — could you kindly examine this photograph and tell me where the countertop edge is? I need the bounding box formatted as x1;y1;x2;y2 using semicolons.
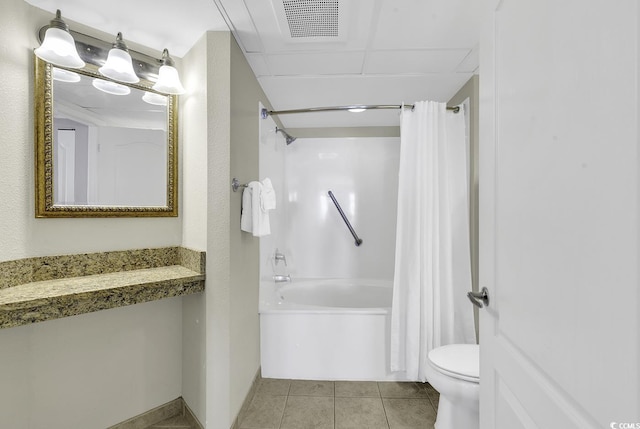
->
0;267;205;329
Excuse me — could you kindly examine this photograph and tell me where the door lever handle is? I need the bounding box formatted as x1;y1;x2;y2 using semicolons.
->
467;287;489;308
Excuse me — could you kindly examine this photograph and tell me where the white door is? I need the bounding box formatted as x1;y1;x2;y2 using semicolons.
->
479;1;639;428
55;129;76;204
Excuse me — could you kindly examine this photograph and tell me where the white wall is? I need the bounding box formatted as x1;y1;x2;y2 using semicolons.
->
283;137;400;280
228;35;266;426
0;299;182;429
448;76;479;340
182;31;267;429
204;31;234;429
0;1;184;428
180;33;209;424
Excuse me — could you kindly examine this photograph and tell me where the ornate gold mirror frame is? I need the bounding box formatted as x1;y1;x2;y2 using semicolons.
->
34;56;178;218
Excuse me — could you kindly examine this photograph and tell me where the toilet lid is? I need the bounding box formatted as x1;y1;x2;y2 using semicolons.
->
428;344;479;381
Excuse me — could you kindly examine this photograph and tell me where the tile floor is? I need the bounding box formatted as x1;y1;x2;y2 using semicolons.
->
145;379;439;429
146;415;193;428
238;379;440;429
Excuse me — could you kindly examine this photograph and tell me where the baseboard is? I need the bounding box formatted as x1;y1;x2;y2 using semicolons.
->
108;397;203;429
230;368;262;429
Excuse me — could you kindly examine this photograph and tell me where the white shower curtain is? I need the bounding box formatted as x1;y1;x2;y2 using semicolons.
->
390;101;476;382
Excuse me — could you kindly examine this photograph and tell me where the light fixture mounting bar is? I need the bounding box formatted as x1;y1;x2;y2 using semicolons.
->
37;26;162;82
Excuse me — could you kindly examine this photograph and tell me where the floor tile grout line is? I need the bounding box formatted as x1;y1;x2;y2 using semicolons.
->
277;394;288;429
333;395;336;429
376;382;392;429
333;382;336;429
276;380;293;429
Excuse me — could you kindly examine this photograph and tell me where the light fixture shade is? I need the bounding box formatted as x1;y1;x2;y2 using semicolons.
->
92;78;131;95
34;10;85;69
142;91;168;106
98;33;139;83
53;67;81;83
152;49;185;95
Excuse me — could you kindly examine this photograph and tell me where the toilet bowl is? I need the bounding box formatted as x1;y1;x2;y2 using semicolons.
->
425;344;479;429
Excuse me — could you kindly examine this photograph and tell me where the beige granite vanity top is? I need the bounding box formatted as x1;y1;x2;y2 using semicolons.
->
0;247;205;329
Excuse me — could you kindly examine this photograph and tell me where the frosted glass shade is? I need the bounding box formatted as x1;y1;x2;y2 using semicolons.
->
53;68;81;83
142;91;168;106
92;78;131;95
99;48;139;83
35;27;85;69
152;65;185;95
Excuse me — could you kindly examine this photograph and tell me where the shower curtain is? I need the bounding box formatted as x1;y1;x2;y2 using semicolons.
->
390;101;476;382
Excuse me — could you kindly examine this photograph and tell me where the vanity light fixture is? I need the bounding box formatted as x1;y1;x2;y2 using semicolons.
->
99;33;140;83
152;49;186;95
36;12;187;95
347;107;367;113
92;78;131;96
34;10;85;69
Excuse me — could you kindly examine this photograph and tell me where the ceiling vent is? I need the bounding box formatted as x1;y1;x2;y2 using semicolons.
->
273;0;347;43
283;0;338;38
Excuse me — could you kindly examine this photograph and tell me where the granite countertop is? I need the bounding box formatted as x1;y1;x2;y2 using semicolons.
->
0;247;206;329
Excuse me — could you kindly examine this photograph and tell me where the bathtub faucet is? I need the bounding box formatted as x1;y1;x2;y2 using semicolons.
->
273;274;291;283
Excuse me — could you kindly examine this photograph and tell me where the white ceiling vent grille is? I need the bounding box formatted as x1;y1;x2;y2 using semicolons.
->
272;0;347;43
282;0;339;38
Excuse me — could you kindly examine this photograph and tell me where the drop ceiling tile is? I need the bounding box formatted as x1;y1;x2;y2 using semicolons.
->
455;46;479;73
216;0;264;52
371;0;482;50
364;49;470;74
245;54;271;77
266;52;365;76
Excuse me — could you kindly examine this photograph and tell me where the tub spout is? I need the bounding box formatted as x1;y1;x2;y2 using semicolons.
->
273;274;291;283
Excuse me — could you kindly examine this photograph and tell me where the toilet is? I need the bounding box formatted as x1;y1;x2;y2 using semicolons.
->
425;344;479;429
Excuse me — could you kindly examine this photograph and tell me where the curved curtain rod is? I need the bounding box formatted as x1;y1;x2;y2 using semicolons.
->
261;104;460;119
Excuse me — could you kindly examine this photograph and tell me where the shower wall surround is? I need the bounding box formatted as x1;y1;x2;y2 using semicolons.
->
259;121;400;280
286;137;400;279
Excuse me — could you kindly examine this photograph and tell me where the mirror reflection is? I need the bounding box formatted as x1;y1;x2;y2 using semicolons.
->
53;69;167;207
35;56;178;217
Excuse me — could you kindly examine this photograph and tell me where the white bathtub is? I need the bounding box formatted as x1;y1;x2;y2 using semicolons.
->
259;278;411;381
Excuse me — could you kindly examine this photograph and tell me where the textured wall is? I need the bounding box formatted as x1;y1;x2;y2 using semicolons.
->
229;35;264;422
0;3;182;261
180;33;209;424
0;1;183;428
203;31;233;429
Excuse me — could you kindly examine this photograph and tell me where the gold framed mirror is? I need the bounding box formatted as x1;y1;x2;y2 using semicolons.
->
34;55;178;217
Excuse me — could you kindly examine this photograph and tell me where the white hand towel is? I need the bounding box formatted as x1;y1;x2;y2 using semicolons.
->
250;181;271;236
260;178;276;211
240;185;253;233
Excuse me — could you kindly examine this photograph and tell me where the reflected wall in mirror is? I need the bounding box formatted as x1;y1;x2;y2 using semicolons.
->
35;56;178;217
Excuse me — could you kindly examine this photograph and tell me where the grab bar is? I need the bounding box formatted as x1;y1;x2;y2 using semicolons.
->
327;190;363;247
